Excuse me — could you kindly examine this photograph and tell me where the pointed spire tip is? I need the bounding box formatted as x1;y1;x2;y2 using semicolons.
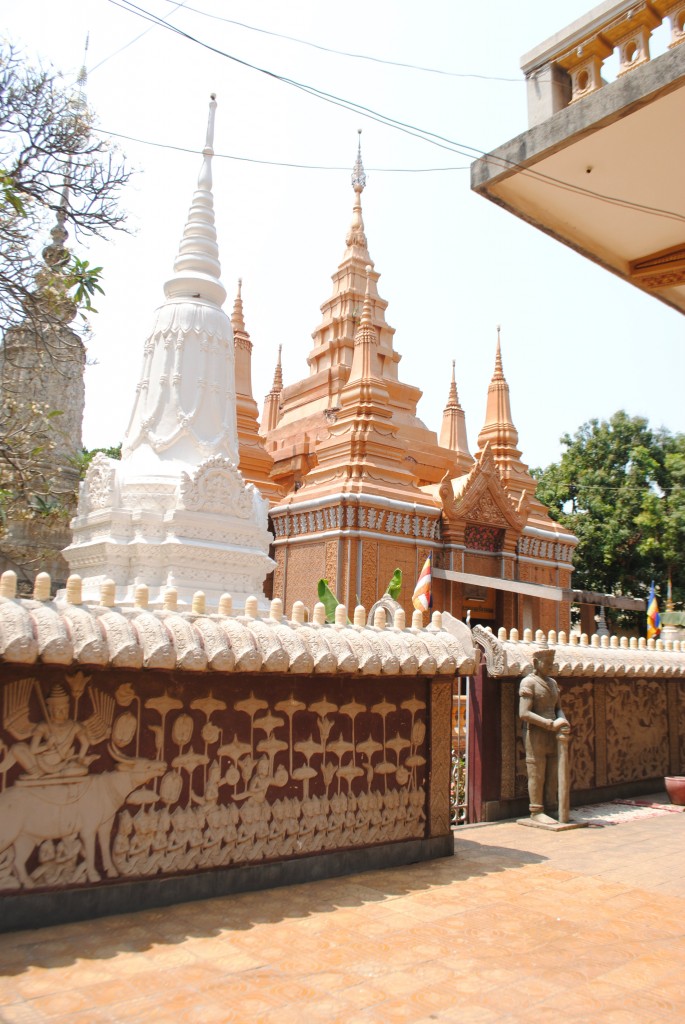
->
352;130;366;192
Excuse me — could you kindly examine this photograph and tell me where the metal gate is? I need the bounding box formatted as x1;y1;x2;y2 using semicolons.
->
451;675;470;825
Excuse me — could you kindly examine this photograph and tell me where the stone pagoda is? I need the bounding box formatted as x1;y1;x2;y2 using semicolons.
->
65;97;274;609
0;185;86;592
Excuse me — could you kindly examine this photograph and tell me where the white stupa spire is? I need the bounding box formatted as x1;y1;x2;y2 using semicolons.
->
165;94;226;307
65;96;274;610
123;94;237;467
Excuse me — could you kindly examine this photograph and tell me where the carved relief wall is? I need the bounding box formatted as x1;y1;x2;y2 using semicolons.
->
283;543;325;612
0;668;432;895
605;679;669;784
359;541;379;611
679;680;685;769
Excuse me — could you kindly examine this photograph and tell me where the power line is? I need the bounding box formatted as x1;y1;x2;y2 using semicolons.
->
156;0;523;83
105;0;685;225
96;126;470;172
89;0;189;73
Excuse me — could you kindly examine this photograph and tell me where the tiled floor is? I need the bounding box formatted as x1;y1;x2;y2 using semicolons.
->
0;797;683;1023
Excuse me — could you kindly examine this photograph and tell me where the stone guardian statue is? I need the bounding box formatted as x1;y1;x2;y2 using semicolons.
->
518;647;583;829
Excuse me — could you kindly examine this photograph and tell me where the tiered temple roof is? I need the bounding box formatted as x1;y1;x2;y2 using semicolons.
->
262;136;467;495
243;140;578;627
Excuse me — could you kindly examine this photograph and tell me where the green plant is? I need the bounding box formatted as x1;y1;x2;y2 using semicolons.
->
317;569;403;623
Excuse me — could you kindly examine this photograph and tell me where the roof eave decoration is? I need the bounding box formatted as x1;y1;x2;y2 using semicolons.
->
472;624;685;679
439;443;529;532
0;577;475;677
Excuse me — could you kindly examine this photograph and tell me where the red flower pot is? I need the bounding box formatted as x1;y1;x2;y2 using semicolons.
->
664;776;685;806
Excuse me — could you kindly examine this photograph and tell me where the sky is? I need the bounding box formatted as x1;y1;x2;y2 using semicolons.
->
3;0;684;471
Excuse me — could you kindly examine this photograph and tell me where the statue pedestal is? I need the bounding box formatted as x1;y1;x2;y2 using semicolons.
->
517;816;589;831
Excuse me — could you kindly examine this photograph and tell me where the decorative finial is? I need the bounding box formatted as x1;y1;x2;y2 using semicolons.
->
72;34;89;116
164;95;225;307
352;129;366;193
494;326;504;380
446;359;459;408
41;167;71;274
361;265;374;324
352;266;377;356
231;278;247;334
204;94;217;155
100;579;116;607
346;131;369;252
270;344;283;393
0;570;17;599
33;572;51;602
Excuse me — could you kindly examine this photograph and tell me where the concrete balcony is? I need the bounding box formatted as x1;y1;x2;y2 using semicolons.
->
471;1;685;313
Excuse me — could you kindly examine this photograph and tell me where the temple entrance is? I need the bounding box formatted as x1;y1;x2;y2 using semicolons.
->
462;582;496;630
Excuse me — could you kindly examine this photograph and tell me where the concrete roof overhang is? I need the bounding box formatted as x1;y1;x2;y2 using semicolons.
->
471;43;685;315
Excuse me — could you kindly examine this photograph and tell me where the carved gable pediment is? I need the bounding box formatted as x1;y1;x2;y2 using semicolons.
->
439;443;527;533
179;455;252;518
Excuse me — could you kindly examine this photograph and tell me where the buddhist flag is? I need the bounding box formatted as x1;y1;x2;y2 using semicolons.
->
412;554;432;612
647;581;661;639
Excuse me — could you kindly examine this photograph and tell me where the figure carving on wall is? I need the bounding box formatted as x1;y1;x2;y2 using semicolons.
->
0;681;96;780
518;647;574;827
1;676;429;891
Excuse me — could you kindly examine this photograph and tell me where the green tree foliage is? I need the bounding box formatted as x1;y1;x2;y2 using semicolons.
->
533;412;685;608
0;44;129;545
73;444;122;480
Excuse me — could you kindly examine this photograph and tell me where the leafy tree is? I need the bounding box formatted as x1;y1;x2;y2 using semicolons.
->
0;43;129;558
533;412;685;615
0;398;65;527
0;41;130;341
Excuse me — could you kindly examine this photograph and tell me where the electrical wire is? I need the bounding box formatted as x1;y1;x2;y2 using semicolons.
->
104;0;685;224
89;0;189;73
155;0;523;83
96;126;470;172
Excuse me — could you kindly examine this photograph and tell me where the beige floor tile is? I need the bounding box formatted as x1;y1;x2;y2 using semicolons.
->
1;800;683;1023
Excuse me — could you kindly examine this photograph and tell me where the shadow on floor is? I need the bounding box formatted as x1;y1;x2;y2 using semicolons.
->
0;839;547;973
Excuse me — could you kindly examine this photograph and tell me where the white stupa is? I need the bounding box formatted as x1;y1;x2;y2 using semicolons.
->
64;96;275;609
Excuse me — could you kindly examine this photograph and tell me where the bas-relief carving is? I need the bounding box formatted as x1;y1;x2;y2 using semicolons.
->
562;684;595;792
677;681;685;773
500;681;519;801
284;544;325;610
428;681;452;836
274;504;438;543
605;679;669;784
469;495;507;528
82;453;116;513
0;673;428;893
325;541;338;590
360;541;378;610
179;455;253;518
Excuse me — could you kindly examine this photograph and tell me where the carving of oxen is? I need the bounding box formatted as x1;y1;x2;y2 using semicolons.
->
0;757;166;889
